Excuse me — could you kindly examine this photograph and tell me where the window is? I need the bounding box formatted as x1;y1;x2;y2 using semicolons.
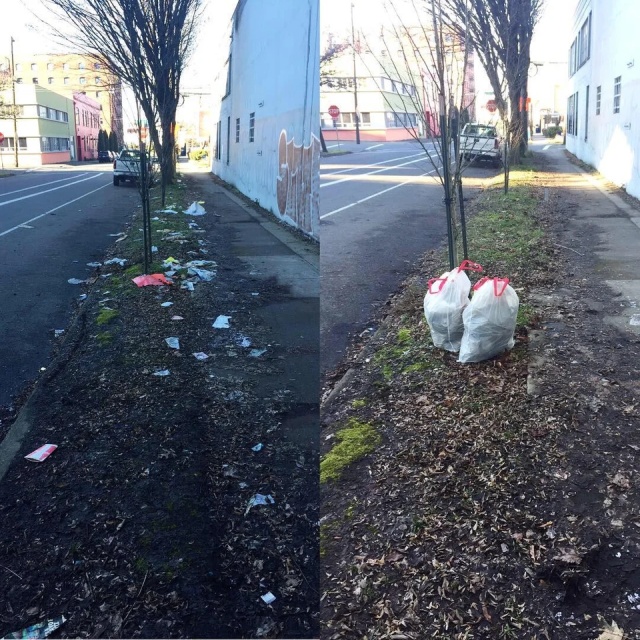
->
0;137;28;151
249;112;255;142
41;137;70;152
569;38;577;76
235;117;240;143
15;77;23;84
567;92;579;135
578;13;591;67
584;85;589;142
64;77;70;85
63;63;69;70
78;62;85;70
15;63;21;72
94;62;101;70
613;76;621;114
79;77;86;85
95;77;101;85
96;91;101;98
38;105;47;118
47;62;54;71
596;85;601;115
31;63;37;71
32;77;38;84
48;77;54;84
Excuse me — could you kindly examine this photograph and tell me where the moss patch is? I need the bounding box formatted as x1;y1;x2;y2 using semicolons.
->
96;308;119;326
321;419;381;483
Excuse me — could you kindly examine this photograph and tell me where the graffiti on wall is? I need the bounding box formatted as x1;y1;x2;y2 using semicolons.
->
276;130;320;239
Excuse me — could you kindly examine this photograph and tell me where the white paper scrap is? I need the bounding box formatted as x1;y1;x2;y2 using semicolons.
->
212;315;231;329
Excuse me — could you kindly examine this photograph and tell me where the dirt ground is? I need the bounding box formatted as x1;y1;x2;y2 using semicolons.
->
0;175;318;639
320;152;640;639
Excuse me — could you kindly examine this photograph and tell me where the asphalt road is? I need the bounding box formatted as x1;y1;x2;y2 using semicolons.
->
0;164;140;407
320;139;497;375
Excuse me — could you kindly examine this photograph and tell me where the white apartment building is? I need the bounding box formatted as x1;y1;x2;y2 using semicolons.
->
565;0;640;199
211;0;320;240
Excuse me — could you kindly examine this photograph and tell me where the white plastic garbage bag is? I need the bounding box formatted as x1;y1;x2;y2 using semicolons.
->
423;260;483;352
183;202;206;216
458;277;519;363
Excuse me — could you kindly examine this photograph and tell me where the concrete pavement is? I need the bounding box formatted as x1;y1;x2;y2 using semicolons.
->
533;138;640;337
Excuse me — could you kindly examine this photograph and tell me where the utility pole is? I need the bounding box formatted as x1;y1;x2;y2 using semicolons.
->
10;37;18;168
350;2;360;144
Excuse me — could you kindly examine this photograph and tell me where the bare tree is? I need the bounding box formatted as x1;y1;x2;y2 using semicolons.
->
346;0;475;267
442;0;543;163
39;0;204;206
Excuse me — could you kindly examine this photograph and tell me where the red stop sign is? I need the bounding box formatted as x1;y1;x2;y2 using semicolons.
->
328;105;340;119
486;99;497;113
0;132;4;144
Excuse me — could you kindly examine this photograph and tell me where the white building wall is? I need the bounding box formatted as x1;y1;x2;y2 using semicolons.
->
211;0;320;240
566;0;640;199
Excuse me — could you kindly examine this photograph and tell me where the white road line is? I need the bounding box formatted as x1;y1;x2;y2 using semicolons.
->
321;167;441;219
0;173;104;208
0;181;111;238
321;155;429;188
542;145;550;151
320;150;427;176
365;143;383;150
327;144;341;148
0;173;89;198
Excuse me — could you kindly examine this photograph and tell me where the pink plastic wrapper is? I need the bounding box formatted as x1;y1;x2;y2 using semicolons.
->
132;274;171;287
25;444;58;462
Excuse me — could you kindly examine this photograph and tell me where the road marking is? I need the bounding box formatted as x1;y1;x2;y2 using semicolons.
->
0;173;89;198
320;150;428;176
0;173;104;208
327;144;341;148
321;155;430;188
0;181;111;238
321;166;441;219
542;145;550;151
365;143;383;150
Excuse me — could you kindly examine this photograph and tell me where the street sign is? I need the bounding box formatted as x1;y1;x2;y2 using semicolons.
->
328;105;340;119
486;100;497;113
0;133;4;144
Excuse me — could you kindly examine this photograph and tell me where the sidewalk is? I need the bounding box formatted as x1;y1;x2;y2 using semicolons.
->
320;145;640;638
0;164;319;639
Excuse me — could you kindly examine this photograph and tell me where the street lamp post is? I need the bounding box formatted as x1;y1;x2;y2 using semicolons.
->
350;2;360;144
10;37;18;168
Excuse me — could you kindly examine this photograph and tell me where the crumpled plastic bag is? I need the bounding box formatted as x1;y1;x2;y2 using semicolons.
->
132;273;171;287
423;260;483;352
458;277;519;363
183;202;206;216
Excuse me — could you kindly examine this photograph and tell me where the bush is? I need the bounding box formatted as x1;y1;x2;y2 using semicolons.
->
188;149;208;161
542;126;561;138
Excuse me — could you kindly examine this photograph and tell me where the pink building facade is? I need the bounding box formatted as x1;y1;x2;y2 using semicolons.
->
73;92;101;161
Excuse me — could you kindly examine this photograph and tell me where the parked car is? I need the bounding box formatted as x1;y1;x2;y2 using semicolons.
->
98;150;115;163
460;123;503;167
113;149;153;186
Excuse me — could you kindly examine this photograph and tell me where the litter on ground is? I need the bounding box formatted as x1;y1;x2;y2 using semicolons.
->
152;369;170;376
252;443;264;452
261;592;276;605
212;315;231;329
67;278;86;285
171;316;184;321
104;258;127;266
245;494;275;515
160;302;173;307
2;615;67;639
183;202;206;216
165;337;180;349
54;329;65;337
86;262;102;268
249;348;267;358
132;274;171;287
193;352;209;360
25;444;58;463
181;281;195;291
188;267;215;281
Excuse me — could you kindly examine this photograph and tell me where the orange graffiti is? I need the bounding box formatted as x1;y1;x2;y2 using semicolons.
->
276;130;320;238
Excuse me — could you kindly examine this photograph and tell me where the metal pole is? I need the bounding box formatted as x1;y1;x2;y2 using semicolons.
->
10;37;18;168
451;112;468;260
350;2;360;145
